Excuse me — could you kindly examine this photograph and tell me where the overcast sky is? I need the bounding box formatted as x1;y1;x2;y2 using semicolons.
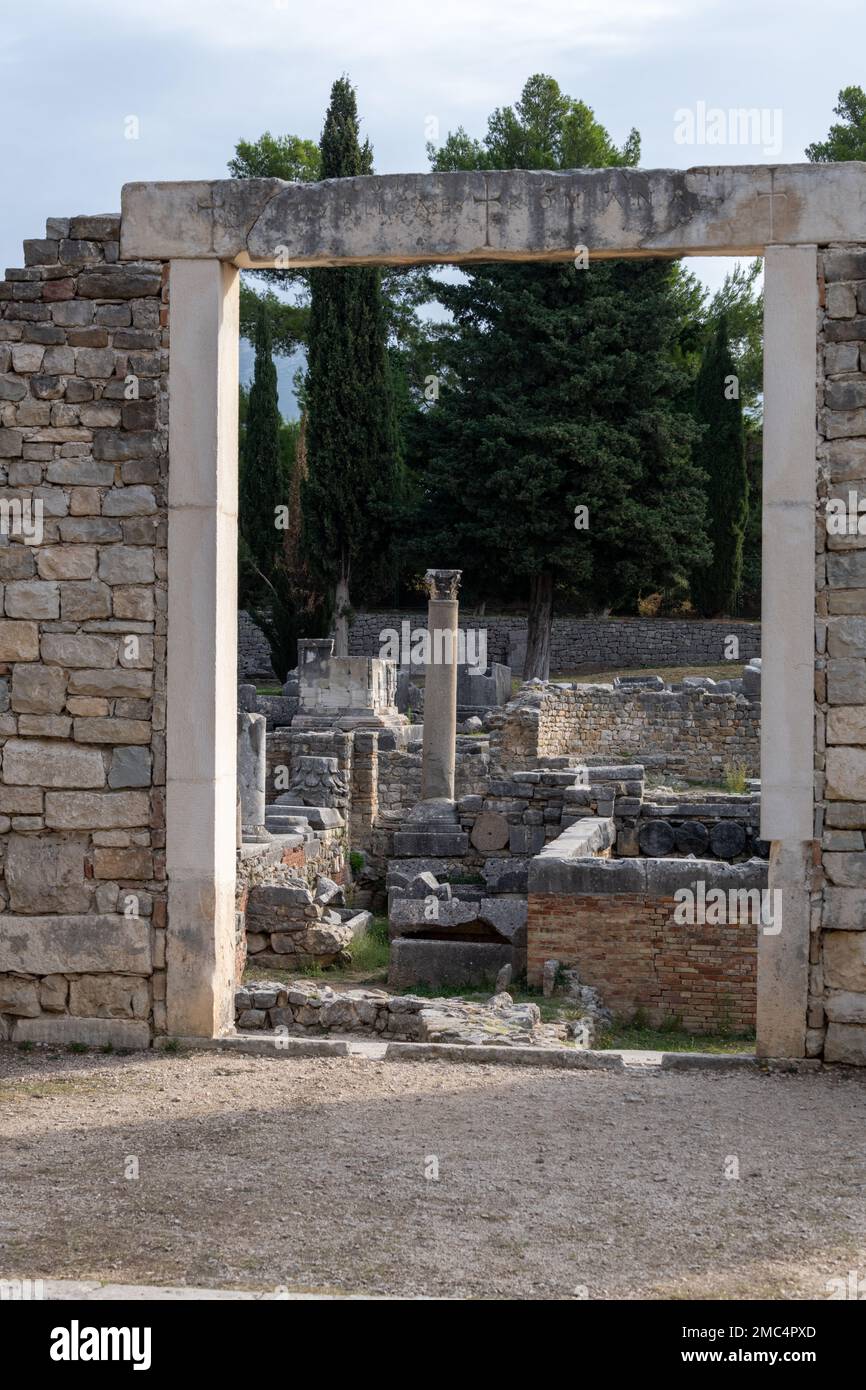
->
1;0;861;296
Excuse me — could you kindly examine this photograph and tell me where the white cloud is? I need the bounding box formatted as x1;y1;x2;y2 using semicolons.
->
55;0;709;61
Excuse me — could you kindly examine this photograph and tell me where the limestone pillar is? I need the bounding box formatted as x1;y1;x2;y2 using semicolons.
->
421;568;462;801
237;710;267;837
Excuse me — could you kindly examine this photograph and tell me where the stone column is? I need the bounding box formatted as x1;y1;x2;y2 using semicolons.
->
421;568;462;802
237;710;267;838
166;259;239;1039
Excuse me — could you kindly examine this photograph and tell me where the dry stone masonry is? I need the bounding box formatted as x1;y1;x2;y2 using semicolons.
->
0;215;166;1047
2;165;865;1062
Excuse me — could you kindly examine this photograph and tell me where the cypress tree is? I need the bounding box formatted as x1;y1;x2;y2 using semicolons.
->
240;301;285;578
302;76;399;654
690;314;749;615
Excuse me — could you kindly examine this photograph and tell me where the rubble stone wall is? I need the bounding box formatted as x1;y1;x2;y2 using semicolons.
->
814;247;866;1065
341;611;760;671
0;214;167;1047
493;684;760;781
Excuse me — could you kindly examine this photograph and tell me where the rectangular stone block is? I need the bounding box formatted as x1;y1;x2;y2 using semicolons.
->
36;545;97;580
68;668;151;698
0;914;151;974
4;832;90;912
44;789;150;829
40;633;117;667
68;973;150;1018
2;737;105;788
73;717;151;744
825;745;866;799
824;931;866;990
3;580;60;619
0;620;39;660
11;663;67;713
93;847;153;879
824;1022;866;1064
11;1016;151;1048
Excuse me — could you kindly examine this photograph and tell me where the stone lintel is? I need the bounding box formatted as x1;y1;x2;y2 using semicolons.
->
122;164;866;266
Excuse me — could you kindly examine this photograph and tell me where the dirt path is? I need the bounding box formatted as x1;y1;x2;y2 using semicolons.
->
1;1046;864;1300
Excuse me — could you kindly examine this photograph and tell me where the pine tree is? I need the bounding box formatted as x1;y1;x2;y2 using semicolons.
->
302;76;400;654
416;76;708;677
690;315;749;616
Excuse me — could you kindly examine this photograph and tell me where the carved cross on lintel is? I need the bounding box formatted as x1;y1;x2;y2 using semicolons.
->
473;178;502;247
756;171;788;241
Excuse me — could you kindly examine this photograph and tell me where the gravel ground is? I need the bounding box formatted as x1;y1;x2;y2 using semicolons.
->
1;1045;864;1300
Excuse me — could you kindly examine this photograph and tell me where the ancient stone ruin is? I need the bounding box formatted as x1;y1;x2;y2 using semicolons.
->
1;164;865;1065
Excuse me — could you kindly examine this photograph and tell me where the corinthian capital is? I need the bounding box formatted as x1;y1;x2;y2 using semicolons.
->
422;567;462;601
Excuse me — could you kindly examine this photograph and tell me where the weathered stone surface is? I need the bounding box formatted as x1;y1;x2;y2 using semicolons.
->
73;717;151;744
709;820;747;859
11;663;67;714
92;847;153;880
470;810;510;852
69;974;150;1018
3;580;60;619
675;819;710;855
824;931;866;991
5;832;90;912
824;990;866;1024
823;852;866;886
108;746;152;788
36;545;97;580
2;738;105;788
77;265;162;298
0;620;39;661
122;165;866;266
39;974;69;1012
12;1016;151;1048
825;745;866;799
0;976;41;1016
97;546;155;584
59;580;113;621
43;789;149;829
40;633;117;667
824;1023;866;1064
0;914;151;974
68;669;151;698
824;886;866;929
638;819;675;856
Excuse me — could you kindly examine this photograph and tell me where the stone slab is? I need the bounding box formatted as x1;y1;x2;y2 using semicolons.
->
11;1016;151;1048
122;165;866;266
0;915;151;975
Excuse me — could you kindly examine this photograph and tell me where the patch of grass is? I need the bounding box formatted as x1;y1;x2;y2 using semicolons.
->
162;1039;181;1054
596;1023;755;1054
254;683;282;695
17;1041;34;1053
346;918;390;974
349;851;365;875
722;761;748;794
67;1042;88;1054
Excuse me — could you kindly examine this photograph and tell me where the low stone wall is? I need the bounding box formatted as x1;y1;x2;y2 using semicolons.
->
342;611;760;672
493;683;760;781
238;610;275;682
527;856;763;1034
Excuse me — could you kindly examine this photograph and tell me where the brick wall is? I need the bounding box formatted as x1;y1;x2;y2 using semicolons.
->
527;892;757;1033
